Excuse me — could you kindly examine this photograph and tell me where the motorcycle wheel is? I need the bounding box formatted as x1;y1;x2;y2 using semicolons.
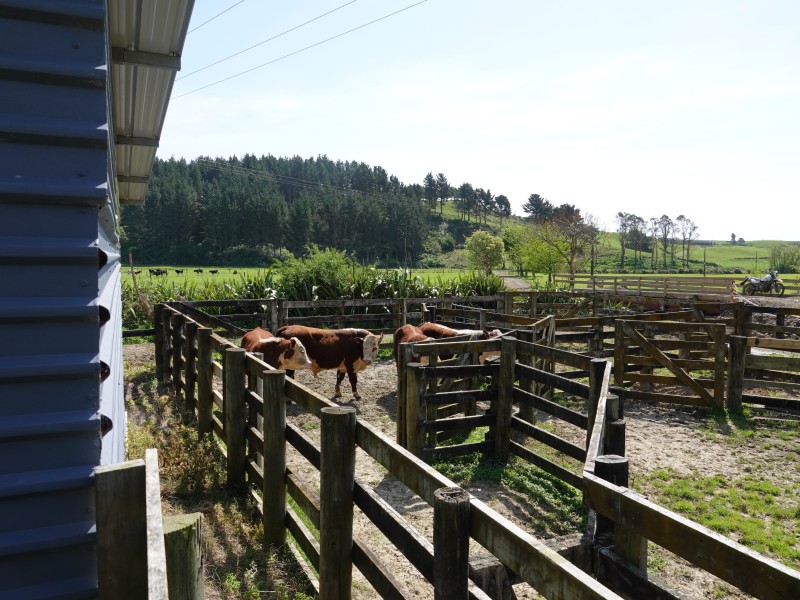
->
743;283;756;295
770;283;785;297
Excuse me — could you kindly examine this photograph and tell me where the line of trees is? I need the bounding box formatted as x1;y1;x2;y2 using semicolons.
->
616;212;700;271
121;156;515;266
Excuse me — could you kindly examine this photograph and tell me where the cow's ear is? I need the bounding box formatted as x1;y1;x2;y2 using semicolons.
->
290;338;297;348
378;334;385;344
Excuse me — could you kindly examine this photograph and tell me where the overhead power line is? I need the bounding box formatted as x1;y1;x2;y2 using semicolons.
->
195;158;412;204
173;0;429;99
179;0;359;81
188;0;248;34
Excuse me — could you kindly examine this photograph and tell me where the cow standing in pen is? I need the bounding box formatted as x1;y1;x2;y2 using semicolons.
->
417;323;503;361
240;327;312;371
392;324;432;366
275;325;383;400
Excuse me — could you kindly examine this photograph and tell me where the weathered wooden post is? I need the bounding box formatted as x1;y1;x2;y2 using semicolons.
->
96;459;147;600
171;312;184;399
319;406;357;600
594;455;646;570
776;312;786;340
196;327;213;437
733;301;746;336
224;347;247;489
269;298;279;331
727;335;747;412
406;362;426;457
247;353;264;471
493;336;515;462
603;394;625;457
396;343;414;448
443;294;453;310
479;308;487;330
262;369;287;548
184;321;197;413
163;513;204;600
587;358;608;450
433;487;470;600
425;353;440;451
530;291;537;318
160;307;172;386
154;303;165;382
402;297;408;325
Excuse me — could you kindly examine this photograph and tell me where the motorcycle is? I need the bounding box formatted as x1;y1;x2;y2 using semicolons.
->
741;270;785;296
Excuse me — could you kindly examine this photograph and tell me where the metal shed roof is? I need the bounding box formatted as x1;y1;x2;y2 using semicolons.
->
110;0;194;205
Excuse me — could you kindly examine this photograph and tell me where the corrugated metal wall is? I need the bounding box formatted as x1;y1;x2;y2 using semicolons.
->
0;1;115;596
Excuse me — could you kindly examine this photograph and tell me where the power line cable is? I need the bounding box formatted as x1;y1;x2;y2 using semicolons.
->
188;0;248;34
195;158;415;204
173;0;429;99
179;0;359;81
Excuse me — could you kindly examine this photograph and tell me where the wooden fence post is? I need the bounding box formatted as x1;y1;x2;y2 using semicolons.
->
196;327;213;437
160;308;172;386
319;406;357;600
594;455;646;570
185;321;197;413
406;363;426;457
433;487;470;600
479;308;487;330
269;299;279;330
587;358;608;450
96;459;147;600
163;513;204;600
603;394;625;457
224;347;247;489
727;335;747;412
262;369;287;548
247;353;264;472
171;313;184;400
154;303;165;382
396;343;414;448
494;337;515;462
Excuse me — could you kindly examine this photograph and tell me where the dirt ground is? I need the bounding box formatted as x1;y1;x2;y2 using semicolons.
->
123;293;800;599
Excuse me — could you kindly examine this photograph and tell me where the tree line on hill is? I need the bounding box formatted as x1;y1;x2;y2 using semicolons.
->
120;155;513;266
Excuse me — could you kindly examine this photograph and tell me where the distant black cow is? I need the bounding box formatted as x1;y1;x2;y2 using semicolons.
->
174;269;184;275
209;269;219;275
193;268;203;274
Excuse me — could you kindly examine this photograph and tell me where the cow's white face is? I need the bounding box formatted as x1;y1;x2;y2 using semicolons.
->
281;337;312;370
361;333;383;365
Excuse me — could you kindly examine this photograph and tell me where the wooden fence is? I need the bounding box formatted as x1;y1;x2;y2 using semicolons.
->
553;273;800;296
154;301;800;599
155;303;623;599
583;367;800;599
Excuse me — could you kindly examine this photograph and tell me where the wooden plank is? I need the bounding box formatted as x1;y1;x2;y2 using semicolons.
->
144;449;168;600
621;322;714;403
423;441;493;460
287;469;321;529
614;388;711;406
746;354;800;372
747;337;800;351
286;508;321;572
512;388;589;429
423;388;493;406
423;414;495;433
95;459;147;600
286;423;322;469
584;473;800;600
510;416;586;461
515;363;591;399
515;339;593;370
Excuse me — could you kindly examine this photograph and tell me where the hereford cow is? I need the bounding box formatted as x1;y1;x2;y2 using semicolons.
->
417;323;503;362
418;323;503;341
392;324;431;366
240;327;312;371
275;325;383;400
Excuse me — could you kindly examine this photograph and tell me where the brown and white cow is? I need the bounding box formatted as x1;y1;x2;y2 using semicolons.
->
275;325;383;400
392;324;431;366
417;323;503;361
240;327;312;371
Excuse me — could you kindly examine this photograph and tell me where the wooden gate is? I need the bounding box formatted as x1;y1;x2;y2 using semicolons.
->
613;320;726;408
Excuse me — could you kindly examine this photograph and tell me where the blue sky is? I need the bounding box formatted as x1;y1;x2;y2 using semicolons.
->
160;0;799;242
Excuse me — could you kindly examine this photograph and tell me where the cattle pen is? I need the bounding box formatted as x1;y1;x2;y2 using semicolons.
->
142;292;800;599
